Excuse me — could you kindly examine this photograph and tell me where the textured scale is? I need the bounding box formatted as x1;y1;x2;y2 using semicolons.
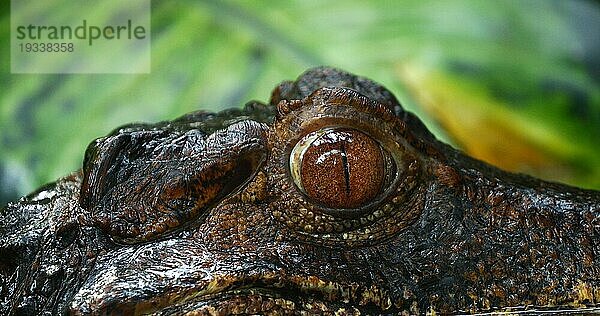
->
0;67;598;315
80;120;268;243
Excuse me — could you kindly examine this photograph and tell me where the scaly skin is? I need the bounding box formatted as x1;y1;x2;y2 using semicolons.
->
1;67;598;315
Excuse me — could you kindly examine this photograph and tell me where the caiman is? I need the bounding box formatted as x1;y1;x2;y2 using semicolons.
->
1;67;599;315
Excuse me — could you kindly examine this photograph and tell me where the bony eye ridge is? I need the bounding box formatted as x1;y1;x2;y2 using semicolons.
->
290;127;394;210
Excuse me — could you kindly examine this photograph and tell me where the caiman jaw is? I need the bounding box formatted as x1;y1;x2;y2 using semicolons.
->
68;238;395;315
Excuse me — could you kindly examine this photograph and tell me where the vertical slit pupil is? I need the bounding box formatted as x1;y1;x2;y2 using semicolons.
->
296;128;385;209
340;141;351;196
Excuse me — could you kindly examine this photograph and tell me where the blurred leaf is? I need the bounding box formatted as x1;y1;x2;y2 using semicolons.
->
398;60;600;188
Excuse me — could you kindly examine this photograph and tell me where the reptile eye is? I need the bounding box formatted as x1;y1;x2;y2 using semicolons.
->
290;128;394;209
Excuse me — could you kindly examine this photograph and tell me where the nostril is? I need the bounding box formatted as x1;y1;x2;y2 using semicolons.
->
0;246;21;277
55;222;80;249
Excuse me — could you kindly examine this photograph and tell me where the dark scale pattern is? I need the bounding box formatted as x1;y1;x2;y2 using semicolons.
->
1;67;599;315
80;120;268;243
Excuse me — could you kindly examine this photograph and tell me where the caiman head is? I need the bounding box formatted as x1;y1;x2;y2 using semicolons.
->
1;67;599;315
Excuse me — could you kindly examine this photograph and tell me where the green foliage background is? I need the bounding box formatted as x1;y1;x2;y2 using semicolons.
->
1;0;599;206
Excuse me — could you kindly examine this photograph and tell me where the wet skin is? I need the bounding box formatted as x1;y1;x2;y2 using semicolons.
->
1;67;599;315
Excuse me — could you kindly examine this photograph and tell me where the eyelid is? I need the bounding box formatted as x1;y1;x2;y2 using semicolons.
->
80;121;268;243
